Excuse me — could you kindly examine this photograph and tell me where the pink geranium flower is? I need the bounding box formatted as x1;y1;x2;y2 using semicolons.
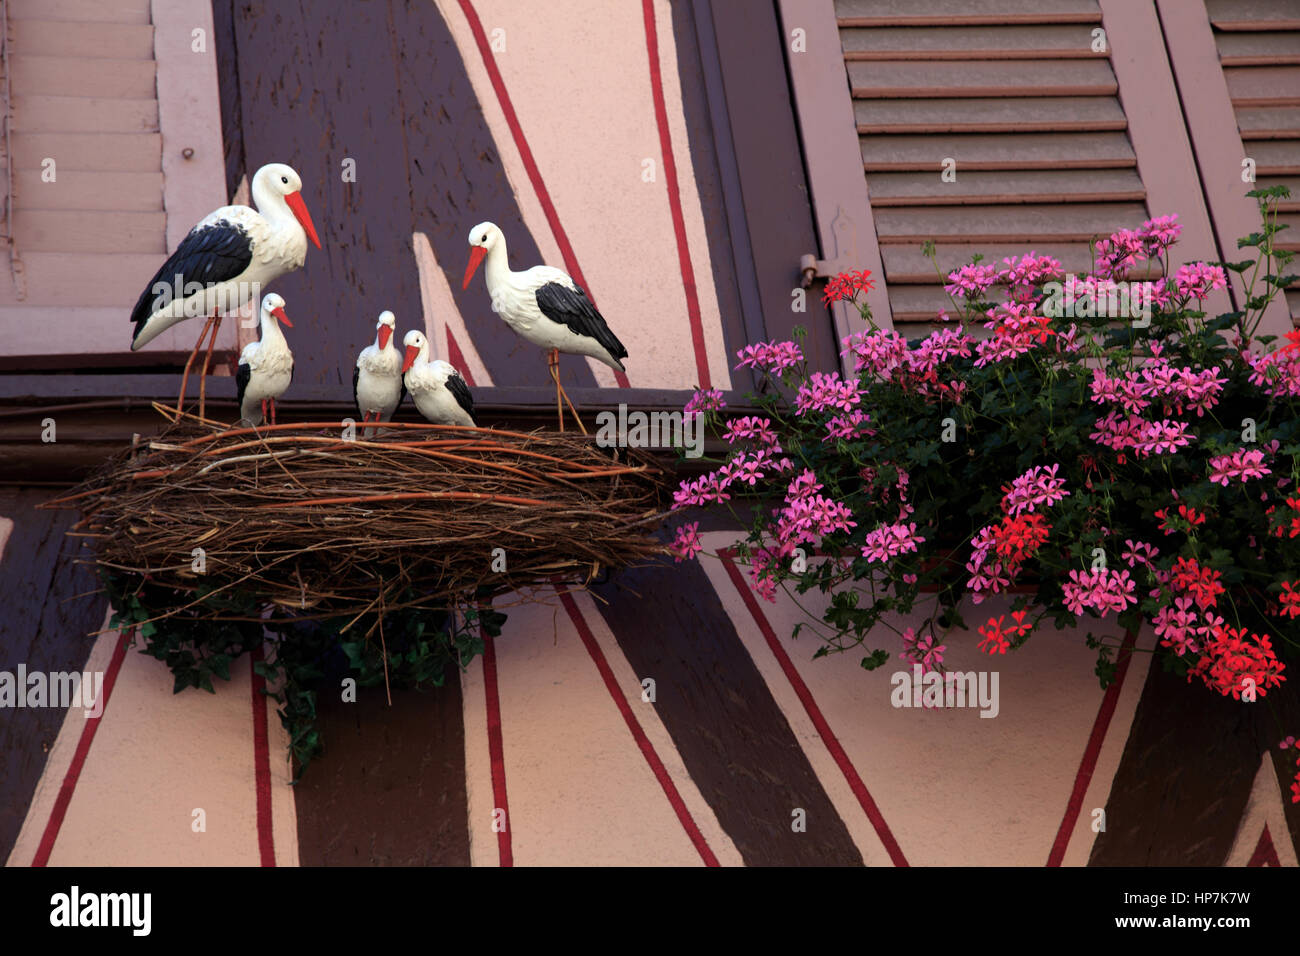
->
1207;448;1270;486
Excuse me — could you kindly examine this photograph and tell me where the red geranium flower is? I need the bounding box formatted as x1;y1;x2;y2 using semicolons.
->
822;269;876;305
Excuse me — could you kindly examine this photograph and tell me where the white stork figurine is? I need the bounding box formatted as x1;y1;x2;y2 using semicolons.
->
354;310;405;426
236;293;295;426
461;221;627;432
400;330;476;428
129;163;320;416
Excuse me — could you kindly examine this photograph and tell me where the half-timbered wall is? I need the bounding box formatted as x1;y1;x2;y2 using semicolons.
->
2;0;1297;868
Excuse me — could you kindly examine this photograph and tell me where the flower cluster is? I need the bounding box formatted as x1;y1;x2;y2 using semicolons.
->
735;340;803;375
901;626;947;673
674;196;1296;706
1189;626;1286;699
684;388;725;417
861;521;925;564
1001;464;1070;515
1173;262;1228;300
977;609;1034;655
822;269;876;305
1207;448;1270;486
795;371;860;415
1062;568;1137;617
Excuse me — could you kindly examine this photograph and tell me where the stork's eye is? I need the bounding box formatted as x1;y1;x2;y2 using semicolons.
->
281;176;289;184
480;233;487;242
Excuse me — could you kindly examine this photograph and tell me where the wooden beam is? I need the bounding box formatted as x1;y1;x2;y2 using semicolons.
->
778;0;893;364
1099;0;1234;320
1156;0;1295;336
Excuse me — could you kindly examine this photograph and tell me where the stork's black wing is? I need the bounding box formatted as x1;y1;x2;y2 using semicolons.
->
445;370;475;424
534;282;628;369
130;221;253;343
235;361;251;411
352;365;362;419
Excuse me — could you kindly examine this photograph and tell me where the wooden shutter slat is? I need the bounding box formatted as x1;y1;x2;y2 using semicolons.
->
880;241;1162;283
11;20;155;60
1224;66;1300;107
1215;30;1300;65
860;131;1134;170
10;55;156;99
12;95;160;134
867;168;1145;205
1247;140;1300;174
1206;0;1300;31
12;210;167;254
836;0;1101;28
875;201;1148;243
840;24;1103;59
847;59;1116;97
11;170;164;211
7;0;151;23
1255;176;1300;210
11;132;162;172
855;95;1126;133
1278;213;1300;249
0;252;164;307
1237;106;1300;139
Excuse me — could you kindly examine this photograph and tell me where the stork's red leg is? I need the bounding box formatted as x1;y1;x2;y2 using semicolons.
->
557;379;588;436
270;399;277;426
197;313;222;422
175;313;216;422
548;348;563;432
261;398;268;424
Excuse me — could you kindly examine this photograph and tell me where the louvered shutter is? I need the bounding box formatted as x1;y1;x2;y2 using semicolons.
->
834;0;1169;337
1204;0;1300;324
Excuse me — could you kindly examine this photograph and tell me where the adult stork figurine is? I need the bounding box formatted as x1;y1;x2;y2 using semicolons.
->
461;221;627;433
354;310;405;430
236;293;295;426
400;330;476;427
128;162;321;419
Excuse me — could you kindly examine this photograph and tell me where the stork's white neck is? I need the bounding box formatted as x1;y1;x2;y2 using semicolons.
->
484;234;512;289
259;311;289;349
251;173;296;232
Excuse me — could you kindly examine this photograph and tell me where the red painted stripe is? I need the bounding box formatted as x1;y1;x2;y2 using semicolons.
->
719;551;910;866
446;327;478;388
557;589;720;866
1248;825;1281;867
642;0;712;390
250;645;276;867
1046;628;1137;866
31;628;132;867
481;628;513;866
458;0;631;389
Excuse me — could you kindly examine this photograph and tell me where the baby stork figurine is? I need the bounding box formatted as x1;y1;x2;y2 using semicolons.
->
236;292;295;426
354;310;405;428
400;330;476;427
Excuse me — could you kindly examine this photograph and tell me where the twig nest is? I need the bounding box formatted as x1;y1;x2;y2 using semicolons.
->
53;419;669;622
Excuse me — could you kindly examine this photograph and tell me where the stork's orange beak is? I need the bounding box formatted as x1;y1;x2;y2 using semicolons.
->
462;245;487;290
285;191;322;249
271;306;293;328
401;343;420;374
378;325;392;349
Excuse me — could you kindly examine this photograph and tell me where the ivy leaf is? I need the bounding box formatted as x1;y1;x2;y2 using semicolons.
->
859;649;889;671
